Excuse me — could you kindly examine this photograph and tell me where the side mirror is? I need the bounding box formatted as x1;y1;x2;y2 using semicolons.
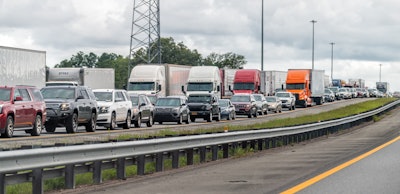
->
15;96;23;101
76;95;84;101
158;84;162;92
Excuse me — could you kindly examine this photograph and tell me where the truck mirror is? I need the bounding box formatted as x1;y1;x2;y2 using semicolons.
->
217;85;220;92
158;85;162;92
229;85;232;92
181;85;186;95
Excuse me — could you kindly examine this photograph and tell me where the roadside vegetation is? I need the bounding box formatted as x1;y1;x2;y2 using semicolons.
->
7;98;398;193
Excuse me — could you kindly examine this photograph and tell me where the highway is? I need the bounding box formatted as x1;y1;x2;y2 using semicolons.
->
51;104;400;194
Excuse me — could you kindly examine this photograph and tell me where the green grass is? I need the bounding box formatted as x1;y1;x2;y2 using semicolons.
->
7;98;398;193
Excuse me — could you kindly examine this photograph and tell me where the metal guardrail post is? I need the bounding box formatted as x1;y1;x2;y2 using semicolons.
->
186;148;194;165
258;139;263;151
32;168;43;194
137;155;145;175
211;145;218;161
199;147;206;163
172;151;179;169
222;144;229;158
93;161;102;184
65;164;75;189
0;173;5;194
156;153;164;172
117;158;126;180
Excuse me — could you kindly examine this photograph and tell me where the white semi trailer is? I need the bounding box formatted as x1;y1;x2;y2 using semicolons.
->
46;68;115;89
0;46;46;88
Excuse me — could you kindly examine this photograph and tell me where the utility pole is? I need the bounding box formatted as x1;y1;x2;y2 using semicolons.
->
379;64;382;82
330;42;335;82
261;0;264;71
310;20;317;70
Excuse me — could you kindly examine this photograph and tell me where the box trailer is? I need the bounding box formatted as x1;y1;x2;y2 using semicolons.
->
46;68;115;89
261;70;287;96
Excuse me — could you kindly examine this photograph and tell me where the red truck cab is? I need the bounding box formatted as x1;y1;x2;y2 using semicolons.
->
232;69;261;94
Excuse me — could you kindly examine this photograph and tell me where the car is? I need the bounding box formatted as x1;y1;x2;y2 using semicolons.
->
368;88;379;97
347;87;357;98
146;94;158;105
324;89;335;102
219;99;236;120
328;87;341;100
187;93;221;122
230;94;257;118
275;91;296;110
93;89;132;130
0;85;46;138
253;94;268;115
129;94;154;128
41;85;98;133
154;96;190;124
337;88;352;99
265;96;282;113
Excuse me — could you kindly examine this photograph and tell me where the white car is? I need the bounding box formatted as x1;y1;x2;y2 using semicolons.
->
93;89;132;130
275;91;296;110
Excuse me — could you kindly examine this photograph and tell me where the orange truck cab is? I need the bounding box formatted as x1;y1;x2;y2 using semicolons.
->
286;69;325;107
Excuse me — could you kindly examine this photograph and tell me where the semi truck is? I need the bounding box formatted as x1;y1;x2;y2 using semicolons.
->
0;46;46;88
183;66;222;98
286;69;325;107
220;68;237;98
376;82;390;95
348;78;365;88
261;70;287;96
231;69;261;95
332;79;346;88
128;64;191;97
46;68;115;89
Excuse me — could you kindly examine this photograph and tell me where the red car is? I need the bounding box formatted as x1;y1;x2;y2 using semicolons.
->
0;85;46;138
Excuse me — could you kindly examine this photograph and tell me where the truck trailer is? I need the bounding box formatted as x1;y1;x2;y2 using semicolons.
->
286;69;325;107
376;82;390;95
348;78;365;88
220;68;237;98
127;64;191;97
261;70;287;96
46;68;115;89
0;46;46;88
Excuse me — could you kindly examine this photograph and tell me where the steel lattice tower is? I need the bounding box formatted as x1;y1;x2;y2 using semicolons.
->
128;0;161;67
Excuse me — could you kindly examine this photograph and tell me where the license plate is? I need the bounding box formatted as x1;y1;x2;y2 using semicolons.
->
191;112;197;115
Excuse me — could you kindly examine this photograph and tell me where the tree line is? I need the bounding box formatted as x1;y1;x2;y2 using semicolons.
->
54;37;247;89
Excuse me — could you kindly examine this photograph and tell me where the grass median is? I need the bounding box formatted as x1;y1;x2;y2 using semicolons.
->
7;98;398;193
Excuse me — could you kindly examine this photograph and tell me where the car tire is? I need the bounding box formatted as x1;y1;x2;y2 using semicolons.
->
85;112;96;132
45;121;57;133
292;104;296;110
66;113;78;133
31;115;42;136
185;115;190;124
146;114;153;127
227;113;232;120
2;115;14;138
178;114;183;124
110;112;117;130
215;112;221;122
134;114;141;128
247;112;252;118
123;112;131;129
232;112;236;120
206;112;212;122
190;116;196;122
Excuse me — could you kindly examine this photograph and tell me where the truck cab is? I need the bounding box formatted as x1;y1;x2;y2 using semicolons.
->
232;69;261;95
183;66;221;98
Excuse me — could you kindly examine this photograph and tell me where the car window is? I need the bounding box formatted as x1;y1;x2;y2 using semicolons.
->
139;96;146;105
219;100;229;107
115;92;125;102
130;96;139;106
31;88;44;102
19;89;32;101
0;88;11;101
80;89;90;99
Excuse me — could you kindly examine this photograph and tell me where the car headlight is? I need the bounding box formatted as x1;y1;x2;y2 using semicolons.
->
132;108;139;114
172;107;180;113
60;103;71;111
99;106;110;113
0;105;3;113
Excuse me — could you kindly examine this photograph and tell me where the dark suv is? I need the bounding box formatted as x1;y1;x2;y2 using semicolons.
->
230;94;258;118
41;86;98;133
0;85;46;138
187;93;220;122
129;94;154;128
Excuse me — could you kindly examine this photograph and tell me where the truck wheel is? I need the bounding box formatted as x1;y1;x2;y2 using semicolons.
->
248;112;252;118
190;116;196;122
303;101;307;108
45;121;57;133
1;115;14;138
109;112;117;130
122;112;131;129
31;115;42;136
66;113;78;133
292;105;296;110
134;114;141;128
206;113;212;122
85;112;96;132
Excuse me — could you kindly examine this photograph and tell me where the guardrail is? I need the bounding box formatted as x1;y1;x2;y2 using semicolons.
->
1;100;399;194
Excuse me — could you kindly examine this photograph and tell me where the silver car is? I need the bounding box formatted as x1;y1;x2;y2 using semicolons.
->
275;92;296;110
253;94;268;115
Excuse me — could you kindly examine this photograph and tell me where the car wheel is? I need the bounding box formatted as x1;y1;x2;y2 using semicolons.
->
247;112;252;118
206;112;212;122
146;114;153;127
292;104;296;110
134;114;142;128
227;112;231;120
1;115;14;138
85;112;96;132
123;112;131;129
232;112;236;120
253;108;257;118
109;112;117;130
215;112;221;122
45;121;57;133
280;106;283;113
259;108;264;115
31;115;42;136
190;116;196;122
185;115;190;124
177;114;183;124
66;113;78;133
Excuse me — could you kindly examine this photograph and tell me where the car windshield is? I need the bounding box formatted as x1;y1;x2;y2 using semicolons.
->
286;84;305;90
147;96;157;104
127;82;155;91
130;96;139;106
0;88;11;101
94;92;113;102
329;87;338;92
41;88;75;99
276;93;290;97
233;83;255;90
156;98;180;106
187;83;213;91
219;100;229;107
265;97;276;102
339;88;347;92
188;95;211;103
253;95;263;101
231;95;250;102
324;89;331;93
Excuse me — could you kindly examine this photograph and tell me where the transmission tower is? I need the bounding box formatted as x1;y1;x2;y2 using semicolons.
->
128;0;161;69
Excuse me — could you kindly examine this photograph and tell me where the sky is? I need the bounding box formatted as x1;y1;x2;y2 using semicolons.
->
1;0;400;91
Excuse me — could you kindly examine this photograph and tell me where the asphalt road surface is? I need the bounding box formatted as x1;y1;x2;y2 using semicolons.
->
56;105;400;194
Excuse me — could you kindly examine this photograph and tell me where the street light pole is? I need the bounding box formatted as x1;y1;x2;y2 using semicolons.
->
330;42;335;83
311;20;317;70
261;0;264;71
379;64;382;82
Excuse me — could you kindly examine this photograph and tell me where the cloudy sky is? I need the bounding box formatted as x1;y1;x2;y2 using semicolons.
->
1;0;400;91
